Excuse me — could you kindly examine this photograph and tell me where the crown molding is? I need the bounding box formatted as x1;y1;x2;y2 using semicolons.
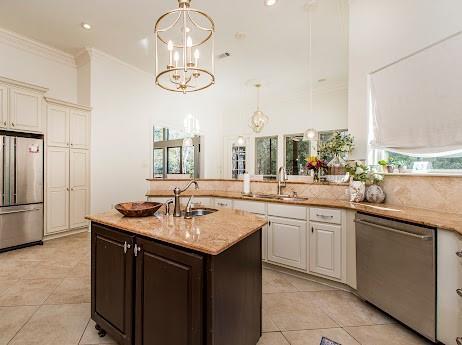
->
45;97;92;111
0;75;48;93
89;48;151;76
0;27;76;68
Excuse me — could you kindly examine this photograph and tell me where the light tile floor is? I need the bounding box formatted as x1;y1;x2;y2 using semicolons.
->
0;233;431;345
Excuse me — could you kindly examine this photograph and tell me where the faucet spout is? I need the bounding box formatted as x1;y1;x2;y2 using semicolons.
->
172;179;199;217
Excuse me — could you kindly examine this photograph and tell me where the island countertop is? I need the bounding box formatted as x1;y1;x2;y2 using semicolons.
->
86;207;267;255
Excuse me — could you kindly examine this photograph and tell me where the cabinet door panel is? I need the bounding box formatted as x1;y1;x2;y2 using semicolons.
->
91;224;134;345
9;87;42;132
70;149;89;228
46;147;69;234
309;222;341;279
0;85;7;128
136;237;203;345
47;105;69;147
268;216;307;270
70;110;90;149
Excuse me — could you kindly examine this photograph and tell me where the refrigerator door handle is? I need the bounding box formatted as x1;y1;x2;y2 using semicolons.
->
10;137;16;205
0;208;42;215
0;135;3;206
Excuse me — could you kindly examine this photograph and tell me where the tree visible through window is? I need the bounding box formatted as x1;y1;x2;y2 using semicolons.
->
285;135;310;175
387;151;462;170
255;136;278;176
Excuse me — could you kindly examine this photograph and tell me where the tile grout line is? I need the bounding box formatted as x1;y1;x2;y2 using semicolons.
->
342;326;364;345
78;317;92;345
6;304;41;345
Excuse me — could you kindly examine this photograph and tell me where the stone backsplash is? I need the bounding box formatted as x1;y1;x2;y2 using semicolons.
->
147;175;462;214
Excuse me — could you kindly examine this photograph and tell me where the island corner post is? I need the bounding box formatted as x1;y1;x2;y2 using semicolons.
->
90;221;263;345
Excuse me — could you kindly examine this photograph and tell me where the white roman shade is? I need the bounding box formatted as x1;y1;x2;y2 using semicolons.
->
369;31;462;156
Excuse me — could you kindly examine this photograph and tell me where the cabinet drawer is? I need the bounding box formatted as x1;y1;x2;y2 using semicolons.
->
309;207;341;224
233;199;266;215
267;203;306;220
215;198;232;208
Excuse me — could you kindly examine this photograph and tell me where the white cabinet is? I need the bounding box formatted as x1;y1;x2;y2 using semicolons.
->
309;222;342;279
0;78;47;133
69;110;90;149
45;98;91;236
69;149;89;228
46;147;70;234
9;87;43;132
0;84;7;128
262;222;268;262
47;105;69;147
268;216;307;270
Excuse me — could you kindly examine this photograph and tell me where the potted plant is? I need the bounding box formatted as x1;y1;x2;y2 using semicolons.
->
305;156;328;183
377;158;395;173
318;131;354;175
345;161;368;202
378;159;388;173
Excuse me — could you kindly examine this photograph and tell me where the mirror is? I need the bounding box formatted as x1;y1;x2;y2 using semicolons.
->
153;0;349;180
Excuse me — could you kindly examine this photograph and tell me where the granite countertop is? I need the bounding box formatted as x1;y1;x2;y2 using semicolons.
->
86;207;267;255
146;190;462;236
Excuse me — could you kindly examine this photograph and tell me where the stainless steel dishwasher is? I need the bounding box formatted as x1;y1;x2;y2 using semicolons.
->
355;213;436;342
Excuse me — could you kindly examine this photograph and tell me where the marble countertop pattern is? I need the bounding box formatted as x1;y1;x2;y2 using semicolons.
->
146;190;462;236
86;207;267;255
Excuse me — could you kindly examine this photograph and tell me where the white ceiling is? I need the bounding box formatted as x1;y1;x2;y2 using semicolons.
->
0;0;348;102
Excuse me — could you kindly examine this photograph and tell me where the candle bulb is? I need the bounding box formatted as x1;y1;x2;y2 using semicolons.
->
173;51;179;67
194;49;200;66
186;36;193;64
167;40;174;66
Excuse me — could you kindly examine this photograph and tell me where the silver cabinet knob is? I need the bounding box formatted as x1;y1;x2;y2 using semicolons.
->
456;251;462;258
123;241;131;254
457;289;462;297
456;337;462;345
11;122;14;127
3;121;6;126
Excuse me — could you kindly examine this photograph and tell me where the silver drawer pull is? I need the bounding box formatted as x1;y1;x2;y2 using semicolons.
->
217;202;227;206
123;241;131;254
457;289;462;298
354;219;433;240
316;214;333;218
0;208;41;215
456;337;462;345
456;251;462;258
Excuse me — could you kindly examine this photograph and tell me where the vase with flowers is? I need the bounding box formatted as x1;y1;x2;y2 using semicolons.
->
345;161;368;202
305;156;327;182
318;131;354;175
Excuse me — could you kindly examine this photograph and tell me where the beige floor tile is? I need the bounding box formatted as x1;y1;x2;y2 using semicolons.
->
263;269;298;294
344;324;433;345
263;292;338;331
284;328;361;345
72;259;91;279
24;261;81;280
309;290;395;327
263;307;279;332
285;275;337;292
80;319;116;344
45;278;91;305
0;279;62;306
0;279;20;296
0;258;34;280
9;303;90;345
0;306;38;345
257;332;290;345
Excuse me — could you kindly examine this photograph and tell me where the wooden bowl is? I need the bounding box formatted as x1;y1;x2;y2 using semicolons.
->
115;202;163;217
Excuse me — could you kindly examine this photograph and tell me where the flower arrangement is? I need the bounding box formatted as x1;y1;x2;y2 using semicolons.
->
305;156;327;182
318;131;355;161
345;161;385;185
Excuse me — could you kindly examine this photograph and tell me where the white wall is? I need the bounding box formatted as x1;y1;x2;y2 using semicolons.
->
89;49;223;213
0;28;77;102
348;0;462;159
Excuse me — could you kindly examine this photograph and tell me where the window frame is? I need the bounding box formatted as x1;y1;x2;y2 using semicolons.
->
255;135;279;177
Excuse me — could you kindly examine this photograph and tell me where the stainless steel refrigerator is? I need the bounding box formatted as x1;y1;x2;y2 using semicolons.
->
0;133;44;251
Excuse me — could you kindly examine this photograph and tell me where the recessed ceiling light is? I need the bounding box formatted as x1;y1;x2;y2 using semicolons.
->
81;22;92;30
234;32;247;40
264;0;277;6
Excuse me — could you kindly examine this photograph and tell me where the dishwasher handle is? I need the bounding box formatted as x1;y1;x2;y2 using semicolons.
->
354;219;433;241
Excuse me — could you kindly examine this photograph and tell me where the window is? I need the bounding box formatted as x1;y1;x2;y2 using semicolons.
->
153;126;200;178
255;136;278;176
232;145;246;178
284;134;310;175
386;151;462;172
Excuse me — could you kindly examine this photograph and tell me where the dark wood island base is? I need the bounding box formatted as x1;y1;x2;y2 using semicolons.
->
91;222;262;345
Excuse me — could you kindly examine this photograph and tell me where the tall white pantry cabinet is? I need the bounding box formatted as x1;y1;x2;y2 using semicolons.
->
45;97;91;236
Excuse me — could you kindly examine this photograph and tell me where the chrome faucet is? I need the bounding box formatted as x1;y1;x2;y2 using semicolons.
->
277;166;288;196
172;180;199;217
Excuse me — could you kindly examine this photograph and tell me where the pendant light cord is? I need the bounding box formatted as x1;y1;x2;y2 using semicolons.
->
308;5;313;116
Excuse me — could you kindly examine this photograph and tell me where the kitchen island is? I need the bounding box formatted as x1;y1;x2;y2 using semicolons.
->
86;207;266;345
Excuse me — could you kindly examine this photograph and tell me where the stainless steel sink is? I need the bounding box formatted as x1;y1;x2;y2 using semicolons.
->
183;208;218;217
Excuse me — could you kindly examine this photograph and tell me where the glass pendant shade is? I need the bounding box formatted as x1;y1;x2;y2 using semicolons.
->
155;0;215;93
303;128;318;141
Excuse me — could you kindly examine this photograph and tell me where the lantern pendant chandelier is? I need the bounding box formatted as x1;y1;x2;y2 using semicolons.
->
249;84;269;133
154;0;215;94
